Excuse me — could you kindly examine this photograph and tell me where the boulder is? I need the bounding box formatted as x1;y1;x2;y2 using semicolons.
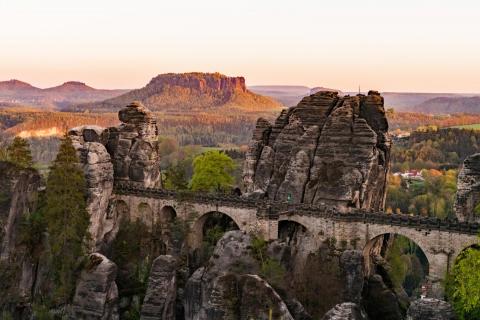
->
140;255;177;320
321;302;368;320
362;274;405;320
406;298;456;320
70;253;119;320
184;231;295;320
455;153;480;222
243;91;390;212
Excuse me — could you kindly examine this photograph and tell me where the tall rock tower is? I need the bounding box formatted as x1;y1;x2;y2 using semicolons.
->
243;90;391;212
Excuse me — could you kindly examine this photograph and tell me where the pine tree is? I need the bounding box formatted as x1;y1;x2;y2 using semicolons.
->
6;136;33;168
44;135;90;304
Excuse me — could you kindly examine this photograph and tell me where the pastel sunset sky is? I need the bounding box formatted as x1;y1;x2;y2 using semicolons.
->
1;0;479;92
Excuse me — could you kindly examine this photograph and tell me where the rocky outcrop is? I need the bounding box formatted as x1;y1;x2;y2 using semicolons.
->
243;90;390;212
105;101;162;188
68;103;162;249
406;298;456;320
70;253;119;320
455;153;480;222
322;303;368;320
362;274;405;320
69;126;115;250
0;162;41;315
340;250;364;303
0;162;41;261
184;231;295;320
140;255;177;320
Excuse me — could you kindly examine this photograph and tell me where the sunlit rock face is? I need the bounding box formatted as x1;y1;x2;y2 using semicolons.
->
455;153;480;222
105;101;162;188
243;90;390;212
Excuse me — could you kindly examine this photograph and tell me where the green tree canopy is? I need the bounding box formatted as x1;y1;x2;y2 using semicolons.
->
189;150;235;192
447;247;480;319
43;135;90;303
6;136;33;168
164;161;188;191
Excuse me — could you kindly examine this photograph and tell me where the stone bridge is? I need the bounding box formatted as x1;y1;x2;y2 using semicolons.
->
113;183;479;298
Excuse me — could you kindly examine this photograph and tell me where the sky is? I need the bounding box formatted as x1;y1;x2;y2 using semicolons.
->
1;0;479;92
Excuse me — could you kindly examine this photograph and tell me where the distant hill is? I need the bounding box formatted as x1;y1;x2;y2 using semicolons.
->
0;79;129;109
249;86;480;112
248;85;310;106
413;96;480;114
76;73;283;113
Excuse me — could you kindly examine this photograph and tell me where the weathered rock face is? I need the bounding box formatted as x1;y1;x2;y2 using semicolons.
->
362;274;405;320
243;91;390;212
340;250;364;303
0;162;41;314
140;255;177;320
321;302;368;320
184;231;295;320
70;253;119;320
0;162;41;261
406;298;456;320
69;126;116;250
455;153;480;222
105;101;162;188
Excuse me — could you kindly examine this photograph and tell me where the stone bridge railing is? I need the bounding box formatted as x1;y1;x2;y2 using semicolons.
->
113;182;480;236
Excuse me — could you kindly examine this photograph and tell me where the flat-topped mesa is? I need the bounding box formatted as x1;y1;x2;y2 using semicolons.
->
243;90;391;212
105;101;161;188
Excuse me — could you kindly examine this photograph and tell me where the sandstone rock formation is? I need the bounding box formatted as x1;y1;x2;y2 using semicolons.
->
0;162;41;261
0;162;42;313
68;102;162;249
70;253;119;320
105;101;162;188
340;250;364;303
184;231;294;320
140;255;177;320
69;125;115;250
78;73;283;113
455;153;480;222
406;298;456;320
243;90;390;212
321;302;368;320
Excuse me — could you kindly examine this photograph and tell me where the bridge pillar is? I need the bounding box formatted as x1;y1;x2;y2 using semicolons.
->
427;251;452;298
256;217;278;240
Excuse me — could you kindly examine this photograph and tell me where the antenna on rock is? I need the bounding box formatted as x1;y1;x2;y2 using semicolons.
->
358;85;361;94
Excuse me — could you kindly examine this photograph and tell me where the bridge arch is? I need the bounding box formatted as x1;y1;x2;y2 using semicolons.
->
190;210;241;249
277;217;309;245
363;232;429;297
159;205;177;223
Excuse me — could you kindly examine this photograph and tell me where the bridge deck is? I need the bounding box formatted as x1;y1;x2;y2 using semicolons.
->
114;183;480;236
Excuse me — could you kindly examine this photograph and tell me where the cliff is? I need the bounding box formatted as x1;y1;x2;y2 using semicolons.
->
455;153;480;222
77;73;283;113
243;90;391;212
